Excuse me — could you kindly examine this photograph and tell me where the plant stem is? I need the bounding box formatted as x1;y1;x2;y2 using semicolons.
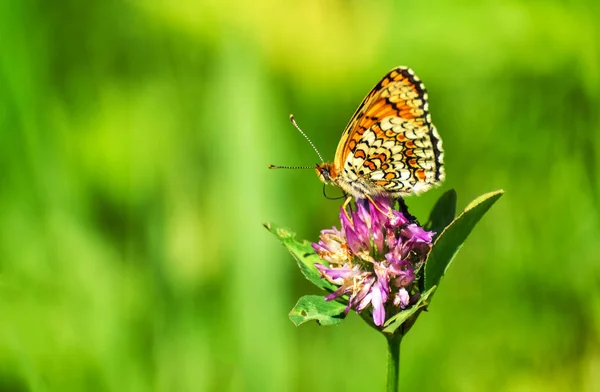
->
386;333;403;392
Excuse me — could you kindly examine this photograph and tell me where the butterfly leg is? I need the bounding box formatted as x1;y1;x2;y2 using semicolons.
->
365;194;394;218
342;195;353;224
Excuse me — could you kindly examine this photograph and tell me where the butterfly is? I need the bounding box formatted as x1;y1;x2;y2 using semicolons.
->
315;66;445;203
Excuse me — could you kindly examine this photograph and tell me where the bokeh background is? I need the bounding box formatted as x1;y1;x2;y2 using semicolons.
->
1;0;599;391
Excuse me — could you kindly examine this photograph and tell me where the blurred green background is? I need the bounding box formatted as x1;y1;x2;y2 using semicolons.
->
1;0;599;391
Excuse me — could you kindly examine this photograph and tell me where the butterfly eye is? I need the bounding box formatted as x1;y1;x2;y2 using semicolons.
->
316;164;331;184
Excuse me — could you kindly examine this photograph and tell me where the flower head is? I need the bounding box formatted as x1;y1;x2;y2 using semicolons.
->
312;196;434;327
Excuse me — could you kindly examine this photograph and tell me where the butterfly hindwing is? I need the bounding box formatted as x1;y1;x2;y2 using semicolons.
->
334;67;444;197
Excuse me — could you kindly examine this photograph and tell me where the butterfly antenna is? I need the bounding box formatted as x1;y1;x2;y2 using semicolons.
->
289;114;324;163
268;164;313;170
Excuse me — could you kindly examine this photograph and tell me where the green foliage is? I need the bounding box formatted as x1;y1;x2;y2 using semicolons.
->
264;223;345;326
289;295;347;326
264;223;337;292
382;286;436;335
424;189;457;239
424;190;504;291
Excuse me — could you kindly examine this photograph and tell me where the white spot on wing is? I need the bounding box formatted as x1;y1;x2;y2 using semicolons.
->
370;171;384;180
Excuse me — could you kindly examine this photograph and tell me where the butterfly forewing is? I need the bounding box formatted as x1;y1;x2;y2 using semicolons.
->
333;66;444;198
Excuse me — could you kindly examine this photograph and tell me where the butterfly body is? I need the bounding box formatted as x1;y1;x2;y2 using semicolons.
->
316;66;445;200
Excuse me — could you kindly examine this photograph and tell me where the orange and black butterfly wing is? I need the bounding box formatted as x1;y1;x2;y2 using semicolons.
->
333;66;444;197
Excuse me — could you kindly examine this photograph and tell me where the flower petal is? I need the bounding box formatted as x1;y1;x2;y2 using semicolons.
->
371;286;386;326
401;224;434;244
393;288;411;309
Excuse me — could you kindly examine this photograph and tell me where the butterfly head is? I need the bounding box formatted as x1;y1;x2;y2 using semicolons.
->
316;162;336;185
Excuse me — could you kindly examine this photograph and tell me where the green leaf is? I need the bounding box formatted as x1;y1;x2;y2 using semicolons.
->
264;223;337;292
289;295;347;326
424;190;504;291
424;189;457;239
382;286;436;335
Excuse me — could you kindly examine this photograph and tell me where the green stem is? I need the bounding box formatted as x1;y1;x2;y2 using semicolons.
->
386;333;403;392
